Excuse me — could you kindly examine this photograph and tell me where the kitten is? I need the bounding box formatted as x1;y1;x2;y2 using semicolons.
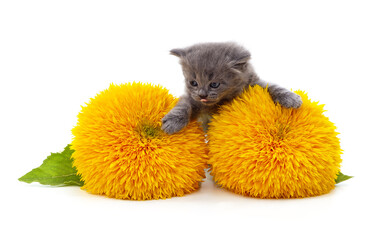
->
161;42;302;134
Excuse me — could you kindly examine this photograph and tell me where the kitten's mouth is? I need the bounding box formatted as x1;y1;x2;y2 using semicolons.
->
200;99;216;105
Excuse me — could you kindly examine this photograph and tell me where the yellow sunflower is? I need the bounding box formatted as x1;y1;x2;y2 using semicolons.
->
208;86;342;198
72;82;208;200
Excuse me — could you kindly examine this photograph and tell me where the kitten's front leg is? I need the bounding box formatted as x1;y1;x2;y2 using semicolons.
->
253;79;302;109
161;95;193;134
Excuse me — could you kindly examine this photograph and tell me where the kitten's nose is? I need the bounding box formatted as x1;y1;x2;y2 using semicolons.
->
199;93;208;99
198;90;208;99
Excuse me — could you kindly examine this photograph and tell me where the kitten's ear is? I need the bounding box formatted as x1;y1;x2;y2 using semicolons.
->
229;53;251;73
170;48;186;58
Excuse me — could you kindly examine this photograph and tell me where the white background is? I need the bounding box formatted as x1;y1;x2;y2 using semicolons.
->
1;0;384;239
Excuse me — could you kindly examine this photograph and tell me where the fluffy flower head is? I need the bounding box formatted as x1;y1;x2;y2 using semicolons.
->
208;86;342;198
72;82;207;200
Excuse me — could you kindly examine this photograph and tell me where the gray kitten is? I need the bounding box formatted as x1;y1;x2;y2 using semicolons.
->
161;42;302;134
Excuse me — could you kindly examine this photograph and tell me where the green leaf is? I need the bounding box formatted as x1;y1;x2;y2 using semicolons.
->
335;171;353;184
19;145;84;186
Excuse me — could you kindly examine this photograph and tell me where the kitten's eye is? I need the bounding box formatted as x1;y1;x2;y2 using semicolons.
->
190;81;198;87
209;82;220;88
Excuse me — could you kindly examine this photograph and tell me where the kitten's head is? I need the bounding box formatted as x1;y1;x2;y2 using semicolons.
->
170;42;251;105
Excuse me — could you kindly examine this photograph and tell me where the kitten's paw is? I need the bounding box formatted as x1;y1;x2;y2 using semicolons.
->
161;112;189;134
274;92;302;109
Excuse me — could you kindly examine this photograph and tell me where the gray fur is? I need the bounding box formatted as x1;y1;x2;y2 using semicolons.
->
162;42;302;134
